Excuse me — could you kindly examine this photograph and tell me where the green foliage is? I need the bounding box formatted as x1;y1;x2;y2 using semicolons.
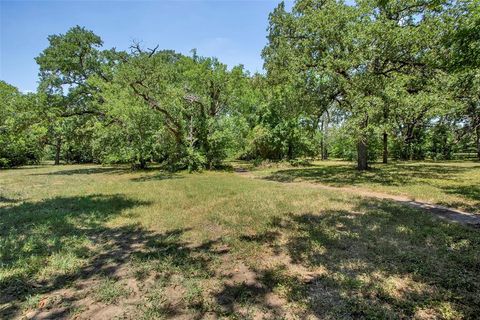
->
89;80;164;168
182;147;207;173
262;0;475;168
444;0;480;69
4;0;480;170
0;82;45;167
245;124;276;159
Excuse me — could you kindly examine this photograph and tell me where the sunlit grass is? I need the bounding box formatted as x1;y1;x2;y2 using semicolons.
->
94;277;131;304
253;159;480;213
1;163;479;319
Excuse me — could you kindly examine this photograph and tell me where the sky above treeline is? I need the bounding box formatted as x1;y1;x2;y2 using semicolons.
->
0;0;294;93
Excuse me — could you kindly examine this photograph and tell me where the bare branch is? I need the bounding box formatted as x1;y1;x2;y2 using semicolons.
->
129;41;143;54
147;44;159;57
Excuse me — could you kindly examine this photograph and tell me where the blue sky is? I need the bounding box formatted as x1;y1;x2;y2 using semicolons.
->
0;0;293;92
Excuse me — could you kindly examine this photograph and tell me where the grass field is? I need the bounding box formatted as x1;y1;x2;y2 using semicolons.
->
252;160;480;214
1;162;479;319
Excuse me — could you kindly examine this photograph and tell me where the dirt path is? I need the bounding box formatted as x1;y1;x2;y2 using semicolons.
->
234;168;480;228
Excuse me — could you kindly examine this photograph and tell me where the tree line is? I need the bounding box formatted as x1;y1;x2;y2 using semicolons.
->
1;0;478;170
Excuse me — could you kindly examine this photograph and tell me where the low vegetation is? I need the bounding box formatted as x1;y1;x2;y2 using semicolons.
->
254;160;480;214
1;163;479;319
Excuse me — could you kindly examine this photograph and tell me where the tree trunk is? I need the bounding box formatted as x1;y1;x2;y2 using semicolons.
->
382;131;388;164
139;158;147;169
323;122;328;160
382;104;389;164
287;141;293;160
476;125;480;161
319;111;329;160
357;138;368;170
54;138;61;165
357;113;369;171
320;125;325;160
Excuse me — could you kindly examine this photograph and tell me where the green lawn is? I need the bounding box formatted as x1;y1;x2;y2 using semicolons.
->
253;160;480;214
1;164;479;319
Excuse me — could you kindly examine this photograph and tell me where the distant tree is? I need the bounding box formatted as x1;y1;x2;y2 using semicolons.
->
263;0;454;169
443;1;480;160
0;81;45;167
35;26;124;164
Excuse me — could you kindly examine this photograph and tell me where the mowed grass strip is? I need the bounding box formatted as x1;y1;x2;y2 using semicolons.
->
0;164;479;319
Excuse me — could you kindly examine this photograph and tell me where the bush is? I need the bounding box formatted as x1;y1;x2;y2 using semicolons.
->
183;147;207;172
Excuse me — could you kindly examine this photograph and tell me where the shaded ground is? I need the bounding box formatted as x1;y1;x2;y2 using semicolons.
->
240;172;480;227
1;164;479;319
256;160;480;214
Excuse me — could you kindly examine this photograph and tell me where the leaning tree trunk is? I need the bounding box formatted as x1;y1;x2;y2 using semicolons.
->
382;131;388;164
54;137;61;165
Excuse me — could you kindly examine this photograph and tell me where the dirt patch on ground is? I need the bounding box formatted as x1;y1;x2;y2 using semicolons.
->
215;258;292;319
19;228;149;319
13;227;305;320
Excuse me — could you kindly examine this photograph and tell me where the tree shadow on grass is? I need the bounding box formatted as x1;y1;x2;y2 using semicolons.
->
26;165;185;183
28;166;131;176
239;198;480;318
0;194;150;318
0;165;46;171
3;193;479;318
0;196;18;205
130;172;183;182
263;162;475;187
0;194;230;319
440;184;480;212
